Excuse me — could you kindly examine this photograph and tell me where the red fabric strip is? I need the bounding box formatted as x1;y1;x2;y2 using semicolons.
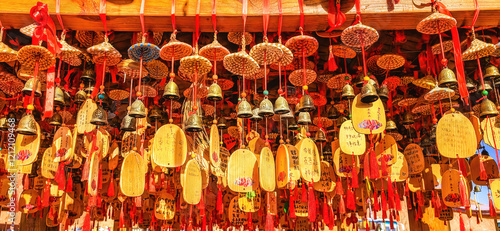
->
171;0;176;31
298;0;304;30
140;0;146;35
263;0;269;37
99;0;107;34
211;0;217;31
277;0;282;37
353;0;361;24
195;0;200;45
56;0;65;32
242;0;248;33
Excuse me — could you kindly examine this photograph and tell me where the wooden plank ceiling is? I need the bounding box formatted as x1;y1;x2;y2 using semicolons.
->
0;0;498;32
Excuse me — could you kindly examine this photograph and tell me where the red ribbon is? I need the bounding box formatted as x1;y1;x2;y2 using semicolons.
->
140;0;146;35
194;0;201;46
171;0;176;31
242;0;248;33
55;0;66;33
99;0;108;34
277;0;283;37
326;0;345;32
353;0;362;25
263;0;269;37
298;0;304;30
211;0;217;31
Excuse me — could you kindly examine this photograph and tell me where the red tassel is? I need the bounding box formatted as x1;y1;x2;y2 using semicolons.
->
83;211;91;231
289;189;296;218
42;181;50;207
217;185;223;215
265;213;274;231
459;159;468;177
381;191;388;212
108;179;115;197
459;176;470;207
308;183;316;222
389;211;395;229
328;46;338;72
351;164;358;188
394;183;402;211
460;213;466;231
322;197;329;226
23;174;30;189
55;163;66;190
346;188;355;211
364;152;371;179
365;218;370;231
202;214;207;231
66;173;73;192
301;183;307;202
336;178;343;195
479;157;488;180
373;190;380;211
82;157;90;182
381;154;388;177
119;204;125;228
387;180;395;209
370;150;379;179
489;193;497;217
338;195;346;214
247;212;253;230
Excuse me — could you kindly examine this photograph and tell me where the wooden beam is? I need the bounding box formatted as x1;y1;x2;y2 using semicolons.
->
0;0;498;32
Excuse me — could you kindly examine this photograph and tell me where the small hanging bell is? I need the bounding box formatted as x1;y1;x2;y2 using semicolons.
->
64;91;72;108
280;108;295;120
314;129;327;142
297;112;312;125
377;85;389;102
163;80;180;100
237;100;253;118
0;118;7;131
354;72;365;88
217;117;228;130
360;82;379;103
298;94;316;112
385;120;397;131
16;114;37;135
258;98;275;117
401;112;414;125
185;113;203;132
322;143;332;157
81;66;96;82
341;84;355;100
74;90;87;105
129;99;147;118
121;114;137;131
480;98;499;118
274;96;290;115
250;107;263;122
484;64;500;80
473;185;481;193
327;105;339;119
54;87;66;106
90;107;108;126
466;77;476;91
22;78;42;97
148;105;163;122
207;82;223;101
288;118;299;130
49;113;63;126
438;67;458;88
484;82;493;92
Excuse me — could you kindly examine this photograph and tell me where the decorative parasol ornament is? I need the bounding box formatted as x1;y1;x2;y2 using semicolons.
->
179;47;213;77
327;73;351;90
412;75;436;90
76;31;105;48
285;34;319;57
199;33;230;61
223;35;259;76
432;40;454;55
244;67;269;80
144;60;168;79
462;37;496;61
331;45;356;59
134;32;163;45
366;55;386;75
249;37;284;65
424;86;455;101
289;69;317;86
377;54;406;70
87;37;122;66
159;32;193;61
341;23;379;48
128;39;161;63
0;37;18;62
416;12;456;35
227;32;253;45
117;59;149;79
19;23;39;37
17;45;56;71
59;37;82;66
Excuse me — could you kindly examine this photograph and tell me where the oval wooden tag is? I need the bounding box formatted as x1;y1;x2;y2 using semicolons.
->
248;137;266;155
334;148;359;178
210;124;221;168
87;151;100;197
296;138;321;182
19;189;38;213
15;122;40;166
404;144;425;174
294;196;308;217
389;152;408;182
228;196;247;226
339;120;366;155
228;149;257;192
489;178;500;211
120;151;145;197
466;114;482;146
313;161;336;192
153;124;187;168
238;187;262;212
375;134;398;165
471;155;499;185
408;174;422;192
121;131;140;157
41;147;57;179
259;147;276;192
53;126;72;162
76;99;97;134
155;190;176;220
275;144;290;189
108;141;120;170
436;112;477;158
351;94;386;134
442;169;468;208
100;129;111;158
287;144;301;182
183;159;202;205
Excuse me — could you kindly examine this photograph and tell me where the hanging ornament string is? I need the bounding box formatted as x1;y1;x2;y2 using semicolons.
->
55;0;67;35
194;0;201;47
298;0;305;33
326;0;345;32
277;0;283;39
140;0;146;38
263;0;270;146
211;0;217;32
212;0;218;84
136;0;148;99
353;0;362;25
100;0;108;36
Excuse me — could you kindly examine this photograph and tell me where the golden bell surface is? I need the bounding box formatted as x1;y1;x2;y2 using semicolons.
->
74;90;87;105
354;72;365;88
258;98;275;117
16;114;37;135
217;117;228;130
54;87;65;106
480;98;499;118
207;82;223;101
385;120;397;131
438;67;458;88
474;185;482;193
377;85;389;102
49;113;63;126
298;94;316;112
484;64;500;80
341;84;355;100
288;118;299;130
129;99;147;118
90;107;108;126
327;106;339;119
250;107;263;121
297;112;312;125
314;129;327;142
0;118;7;131
360;82;379;103
148;105;162;122
465;77;476;91
22;78;42;97
401;112;414;125
280;108;294;120
185;113;203;132
237;100;253;118
64;91;72;108
274;96;290;115
81;66;96;82
163;80;180;100
484;82;493;92
121;114;137;131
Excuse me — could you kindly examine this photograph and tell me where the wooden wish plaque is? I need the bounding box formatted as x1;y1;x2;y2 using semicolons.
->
15;122;40;166
313;161;336;192
490;178;500;210
403;144;425;174
275;144;290;189
296;138;321;182
19;189;38;214
294;195;308;217
339;120;366;155
442;169;468;208
389;151;408;182
153;124;187;168
334;148;360;178
351;94;386;134
120;151;145;197
52;126;72;162
154;190;175;220
209;124;221;168
41;147;57;179
259;147;276;192
87;151;100;196
287;144;301;181
238;187;262;212
213;147;230;177
183;159;202;205
76;99;97;134
227;149;257;192
375;134;398;165
436;112;477;158
467;113;482;146
470;155;499;185
121;131;140;157
228;196;247;226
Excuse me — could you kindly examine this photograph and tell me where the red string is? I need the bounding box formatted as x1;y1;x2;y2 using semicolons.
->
242;0;248;34
55;0;66;33
140;0;146;35
277;0;283;38
353;0;362;24
99;0;108;34
471;0;480;29
211;0;217;32
0;94;22;101
263;0;269;37
171;0;176;32
298;0;304;30
194;0;201;45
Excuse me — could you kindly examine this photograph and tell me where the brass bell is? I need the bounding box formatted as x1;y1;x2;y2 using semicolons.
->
484;64;500;80
16;114;37;135
297;112;312;125
438;67;458;88
354;72;365;88
484;82;493;92
185;113;203;132
149;105;163;122
377;85;389;102
473;185;481;193
163;80;180;100
49;113;63;126
288;118;299;130
74;90;87;105
322;144;332;156
480;98;499;118
207;82;223;101
258;98;275;117
386;120;397;131
314;129;327;142
64;91;72;108
327;105;339;119
0;118;7;131
294;103;301;116
121;114;137;131
298;94;316;112
54;87;65;106
341;84;355;100
360;82;379;103
217;117;228;130
22;78;42;97
129;99;147;118
274;96;290;115
90;107;108;126
237;100;253;118
250;108;262;122
81;66;96;82
401;112;414;125
420;136;432;148
280;108;294;120
466;77;476;91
